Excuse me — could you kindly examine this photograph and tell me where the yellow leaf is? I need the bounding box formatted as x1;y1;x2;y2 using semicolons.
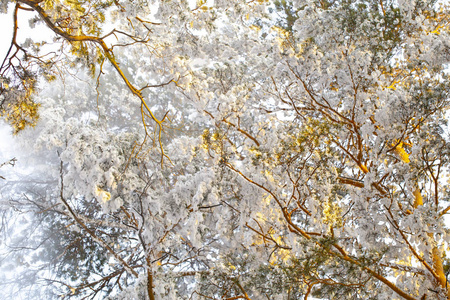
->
394;142;410;163
249;25;261;31
413;188;423;208
431;25;443;35
96;187;111;202
386;80;399;90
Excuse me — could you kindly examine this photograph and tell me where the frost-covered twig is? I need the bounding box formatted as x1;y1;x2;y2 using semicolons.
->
58;160;138;278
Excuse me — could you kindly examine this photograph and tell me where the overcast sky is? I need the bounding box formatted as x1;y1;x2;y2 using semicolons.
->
0;8;14;164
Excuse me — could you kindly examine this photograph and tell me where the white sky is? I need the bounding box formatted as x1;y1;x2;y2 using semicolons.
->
0;7;15;165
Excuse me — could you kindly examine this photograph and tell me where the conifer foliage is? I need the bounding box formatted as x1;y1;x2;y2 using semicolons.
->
1;0;450;299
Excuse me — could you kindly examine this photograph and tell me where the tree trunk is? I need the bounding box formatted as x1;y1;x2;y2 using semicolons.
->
147;257;155;300
429;236;449;299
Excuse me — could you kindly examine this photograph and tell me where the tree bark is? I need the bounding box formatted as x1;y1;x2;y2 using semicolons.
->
147;257;155;300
